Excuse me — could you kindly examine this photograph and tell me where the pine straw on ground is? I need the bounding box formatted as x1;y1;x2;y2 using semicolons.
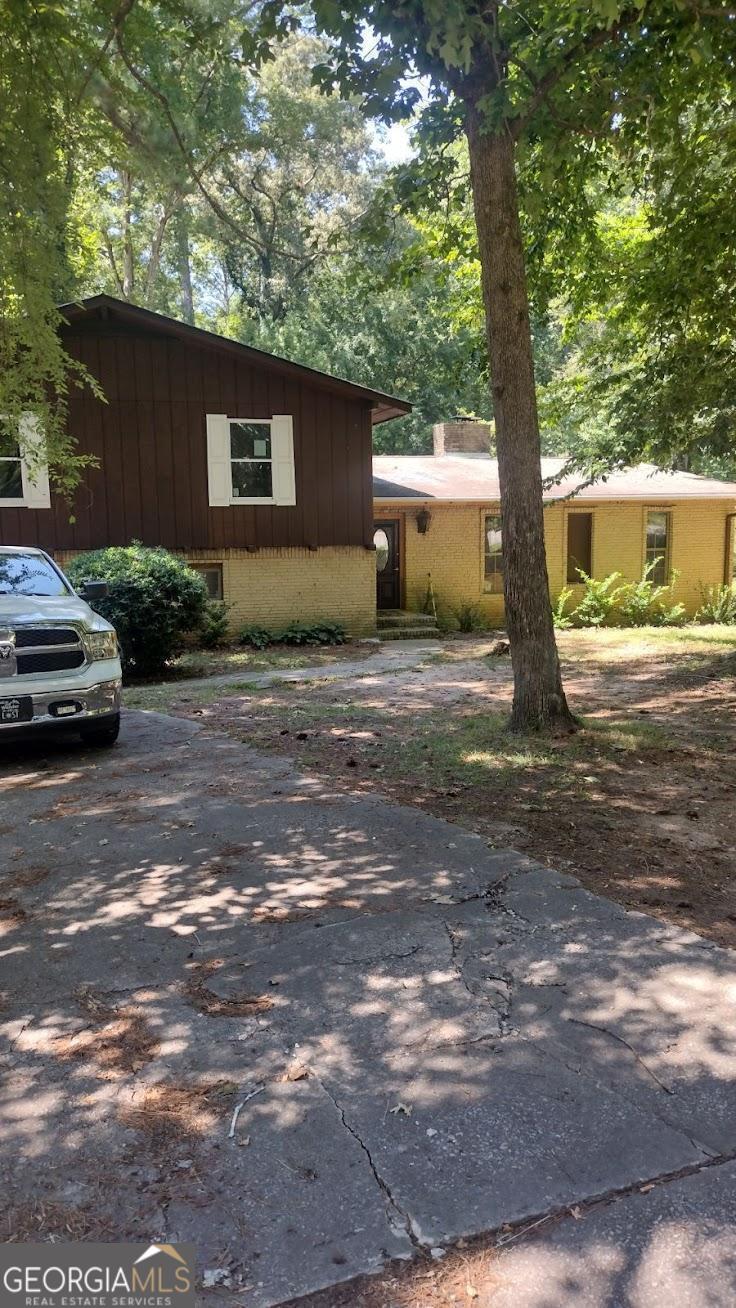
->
52;986;159;1079
118;1078;239;1141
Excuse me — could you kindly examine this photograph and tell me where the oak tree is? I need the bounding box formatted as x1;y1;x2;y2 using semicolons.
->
308;0;736;729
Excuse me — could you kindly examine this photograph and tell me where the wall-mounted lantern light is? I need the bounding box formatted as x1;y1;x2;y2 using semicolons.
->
415;507;432;535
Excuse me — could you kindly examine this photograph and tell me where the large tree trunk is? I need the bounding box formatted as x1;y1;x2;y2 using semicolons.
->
465;111;575;731
122;170;135;298
175;210;195;324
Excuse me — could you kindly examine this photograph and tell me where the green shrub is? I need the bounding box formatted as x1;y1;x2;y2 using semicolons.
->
552;588;574;629
566;571;624;627
239;624;273;649
199;600;232;649
279;619;346;646
453;601;486;633
67;543;208;677
696;583;736;624
556;566;686;629
616;564;686;627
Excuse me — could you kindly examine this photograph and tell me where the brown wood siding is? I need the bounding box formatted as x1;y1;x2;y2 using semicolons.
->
0;319;375;553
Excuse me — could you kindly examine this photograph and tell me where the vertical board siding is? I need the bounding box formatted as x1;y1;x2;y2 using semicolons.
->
0;320;376;553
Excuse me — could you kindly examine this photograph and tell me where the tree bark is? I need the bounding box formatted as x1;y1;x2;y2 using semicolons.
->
122;170;135;298
144;204;171;301
465;109;575;731
175;210;195;323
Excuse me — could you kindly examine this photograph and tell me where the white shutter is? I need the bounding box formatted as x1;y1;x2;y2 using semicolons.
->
206;414;231;506
19;412;51;509
271;414;296;506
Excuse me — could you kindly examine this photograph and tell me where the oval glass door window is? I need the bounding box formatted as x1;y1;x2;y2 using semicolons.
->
374;528;390;572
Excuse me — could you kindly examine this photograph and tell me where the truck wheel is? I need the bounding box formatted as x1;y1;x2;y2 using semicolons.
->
80;714;120;748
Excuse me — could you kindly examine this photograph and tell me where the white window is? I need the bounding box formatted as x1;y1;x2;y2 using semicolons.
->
645;510;670;584
0;414;51;509
484;513;503;594
206;414;296;507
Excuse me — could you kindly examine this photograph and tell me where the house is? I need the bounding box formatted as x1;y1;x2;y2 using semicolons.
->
373;420;736;621
4;300;735;636
0;295;410;635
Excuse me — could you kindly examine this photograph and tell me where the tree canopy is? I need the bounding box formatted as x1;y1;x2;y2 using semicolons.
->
3;1;736;484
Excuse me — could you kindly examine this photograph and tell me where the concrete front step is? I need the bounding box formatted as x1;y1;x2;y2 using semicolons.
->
377;610;438;629
378;626;441;641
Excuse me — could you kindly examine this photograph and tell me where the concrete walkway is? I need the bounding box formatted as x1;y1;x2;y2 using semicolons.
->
1;712;735;1306
157;638;442;695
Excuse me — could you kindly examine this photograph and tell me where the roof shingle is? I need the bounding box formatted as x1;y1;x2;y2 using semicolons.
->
373;456;736;501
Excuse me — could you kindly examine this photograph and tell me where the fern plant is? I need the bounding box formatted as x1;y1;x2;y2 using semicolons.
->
617;564;686;627
552;588;574;629
696;583;736;624
567;571;624;627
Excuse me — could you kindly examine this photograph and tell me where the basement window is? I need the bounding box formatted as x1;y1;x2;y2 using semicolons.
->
646;511;671;584
484;514;503;594
190;563;223;600
567;512;593;583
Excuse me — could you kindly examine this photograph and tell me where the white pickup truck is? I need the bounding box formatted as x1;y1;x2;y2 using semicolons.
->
0;546;122;746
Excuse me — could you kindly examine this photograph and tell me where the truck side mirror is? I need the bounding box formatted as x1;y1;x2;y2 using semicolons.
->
80;580;109;602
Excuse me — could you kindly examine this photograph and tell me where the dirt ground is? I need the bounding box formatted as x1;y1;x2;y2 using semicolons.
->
150;627;736;950
132;639;374;685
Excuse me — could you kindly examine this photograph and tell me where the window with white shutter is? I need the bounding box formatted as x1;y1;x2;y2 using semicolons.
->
206;414;295;507
0;413;51;509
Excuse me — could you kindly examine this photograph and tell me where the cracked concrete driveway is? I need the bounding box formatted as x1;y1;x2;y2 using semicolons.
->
2;710;736;1306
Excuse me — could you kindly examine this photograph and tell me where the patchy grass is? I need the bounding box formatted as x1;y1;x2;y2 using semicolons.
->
556;623;736;662
129;640;373;686
124;677;270;711
373;710;673;789
435;624;736;666
153;625;736;947
122;644;378;710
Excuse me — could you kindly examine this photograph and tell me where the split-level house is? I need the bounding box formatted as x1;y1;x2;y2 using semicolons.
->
3;301;736;633
0;295;409;634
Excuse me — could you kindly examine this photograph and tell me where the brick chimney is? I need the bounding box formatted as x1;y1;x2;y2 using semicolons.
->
432;418;492;456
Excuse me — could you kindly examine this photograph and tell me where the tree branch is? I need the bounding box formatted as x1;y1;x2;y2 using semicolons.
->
76;0;137;105
113;30;315;264
509;8;643;140
684;1;736;15
102;236;125;298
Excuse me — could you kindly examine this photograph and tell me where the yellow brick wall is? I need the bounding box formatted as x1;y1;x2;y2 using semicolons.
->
57;546;377;637
376;499;735;624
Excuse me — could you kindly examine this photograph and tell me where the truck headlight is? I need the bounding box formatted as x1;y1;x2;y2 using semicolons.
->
85;631;118;661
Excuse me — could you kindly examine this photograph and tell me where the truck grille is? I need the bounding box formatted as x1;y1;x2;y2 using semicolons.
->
15;627;80;648
11;627;85;676
17;649;85;675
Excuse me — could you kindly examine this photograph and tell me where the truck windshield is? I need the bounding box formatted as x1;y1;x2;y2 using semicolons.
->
0;552;69;597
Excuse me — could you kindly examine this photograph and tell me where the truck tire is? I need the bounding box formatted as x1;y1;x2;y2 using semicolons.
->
80;714;121;748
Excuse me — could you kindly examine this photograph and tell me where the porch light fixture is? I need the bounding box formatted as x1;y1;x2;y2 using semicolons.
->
415;507;431;535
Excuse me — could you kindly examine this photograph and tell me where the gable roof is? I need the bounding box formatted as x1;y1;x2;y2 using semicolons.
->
59;294;412;425
373;455;736;501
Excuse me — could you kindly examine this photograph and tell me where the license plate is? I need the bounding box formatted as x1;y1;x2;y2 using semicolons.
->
0;696;32;724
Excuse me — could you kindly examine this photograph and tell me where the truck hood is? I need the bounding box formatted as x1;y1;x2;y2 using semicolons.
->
0;594;114;633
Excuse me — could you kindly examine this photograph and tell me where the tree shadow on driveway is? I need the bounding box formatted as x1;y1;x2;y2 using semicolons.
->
1;712;736;1306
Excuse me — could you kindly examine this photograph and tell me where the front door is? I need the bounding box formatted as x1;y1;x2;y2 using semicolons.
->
374;520;401;609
